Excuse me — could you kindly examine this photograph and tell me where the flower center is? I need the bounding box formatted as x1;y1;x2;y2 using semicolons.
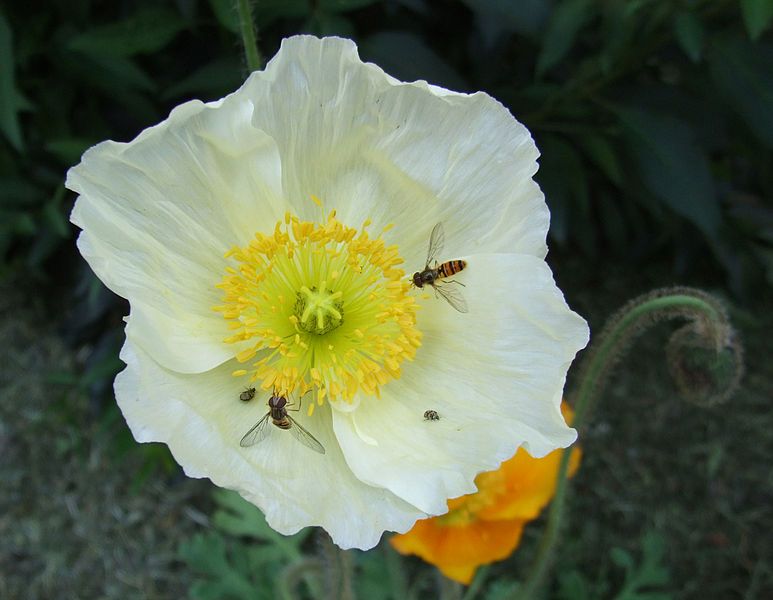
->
215;209;422;409
295;282;344;335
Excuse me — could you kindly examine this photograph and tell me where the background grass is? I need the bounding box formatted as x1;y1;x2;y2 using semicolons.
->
1;0;772;598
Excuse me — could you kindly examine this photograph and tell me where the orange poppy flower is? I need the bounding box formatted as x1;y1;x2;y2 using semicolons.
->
390;404;581;584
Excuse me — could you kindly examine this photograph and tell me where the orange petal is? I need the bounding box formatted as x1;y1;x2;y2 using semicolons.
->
482;444;581;521
391;518;526;585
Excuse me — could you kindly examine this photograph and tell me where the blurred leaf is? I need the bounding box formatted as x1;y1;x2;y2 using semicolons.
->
360;31;467;90
639;532;669;585
55;52;158;122
673;11;704;63
181;531;226;575
177;0;199;22
617;108;720;237
460;0;551;38
0;10;24;151
485;579;521;600
42;201;69;239
180;492;317;600
66;7;185;58
756;246;773;286
598;192;629;253
179;533;257;600
45;138;95;166
577;134;624;186
610;532;671;600
212;489;281;541
212;488;310;556
708;36;773;148
208;0;240;33
64;53;157;93
0;210;35;236
557;570;595;600
255;0;311;27
162;57;244;101
537;135;590;249
0;177;43;208
740;0;773;41
559;532;671;600
536;0;595;77
304;12;356;37
727;196;773;241
611;547;635;572
78;346;123;390
319;0;380;12
357;547;396;600
599;0;645;72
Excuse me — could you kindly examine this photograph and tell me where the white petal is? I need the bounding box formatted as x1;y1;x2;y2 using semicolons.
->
115;341;425;550
332;253;588;514
242;35;548;265
67;94;284;373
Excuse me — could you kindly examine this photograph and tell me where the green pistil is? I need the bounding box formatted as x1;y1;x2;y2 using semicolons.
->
295;281;344;335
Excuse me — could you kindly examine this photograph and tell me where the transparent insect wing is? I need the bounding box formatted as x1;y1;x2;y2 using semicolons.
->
240;412;272;447
426;222;445;266
435;282;469;313
287;415;326;454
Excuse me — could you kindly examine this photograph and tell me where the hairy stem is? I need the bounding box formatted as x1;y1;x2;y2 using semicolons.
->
514;287;742;599
462;565;490;600
278;558;323;600
317;531;357;600
236;0;261;71
384;542;410;600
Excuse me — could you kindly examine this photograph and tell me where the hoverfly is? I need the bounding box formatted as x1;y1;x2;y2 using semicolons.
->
239;387;256;402
411;222;468;313
240;391;325;454
423;409;440;421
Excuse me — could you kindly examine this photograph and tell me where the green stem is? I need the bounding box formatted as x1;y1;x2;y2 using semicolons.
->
384;543;410;600
437;572;463;600
461;565;490;600
317;531;357;600
236;0;261;72
573;294;722;426
278;558;323;600
514;289;734;599
339;546;356;600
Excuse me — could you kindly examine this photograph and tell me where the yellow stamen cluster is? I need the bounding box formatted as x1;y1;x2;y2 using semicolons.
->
215;210;421;408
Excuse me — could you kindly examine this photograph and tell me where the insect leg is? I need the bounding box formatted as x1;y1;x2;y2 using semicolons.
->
287;388;313;412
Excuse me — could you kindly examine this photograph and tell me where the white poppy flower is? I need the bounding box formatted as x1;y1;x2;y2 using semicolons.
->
66;35;589;550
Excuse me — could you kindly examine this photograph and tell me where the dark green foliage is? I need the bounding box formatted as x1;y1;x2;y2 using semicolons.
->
740;0;773;40
2;0;772;293
179;489;316;600
617;108;719;238
557;532;671;600
0;11;24;152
